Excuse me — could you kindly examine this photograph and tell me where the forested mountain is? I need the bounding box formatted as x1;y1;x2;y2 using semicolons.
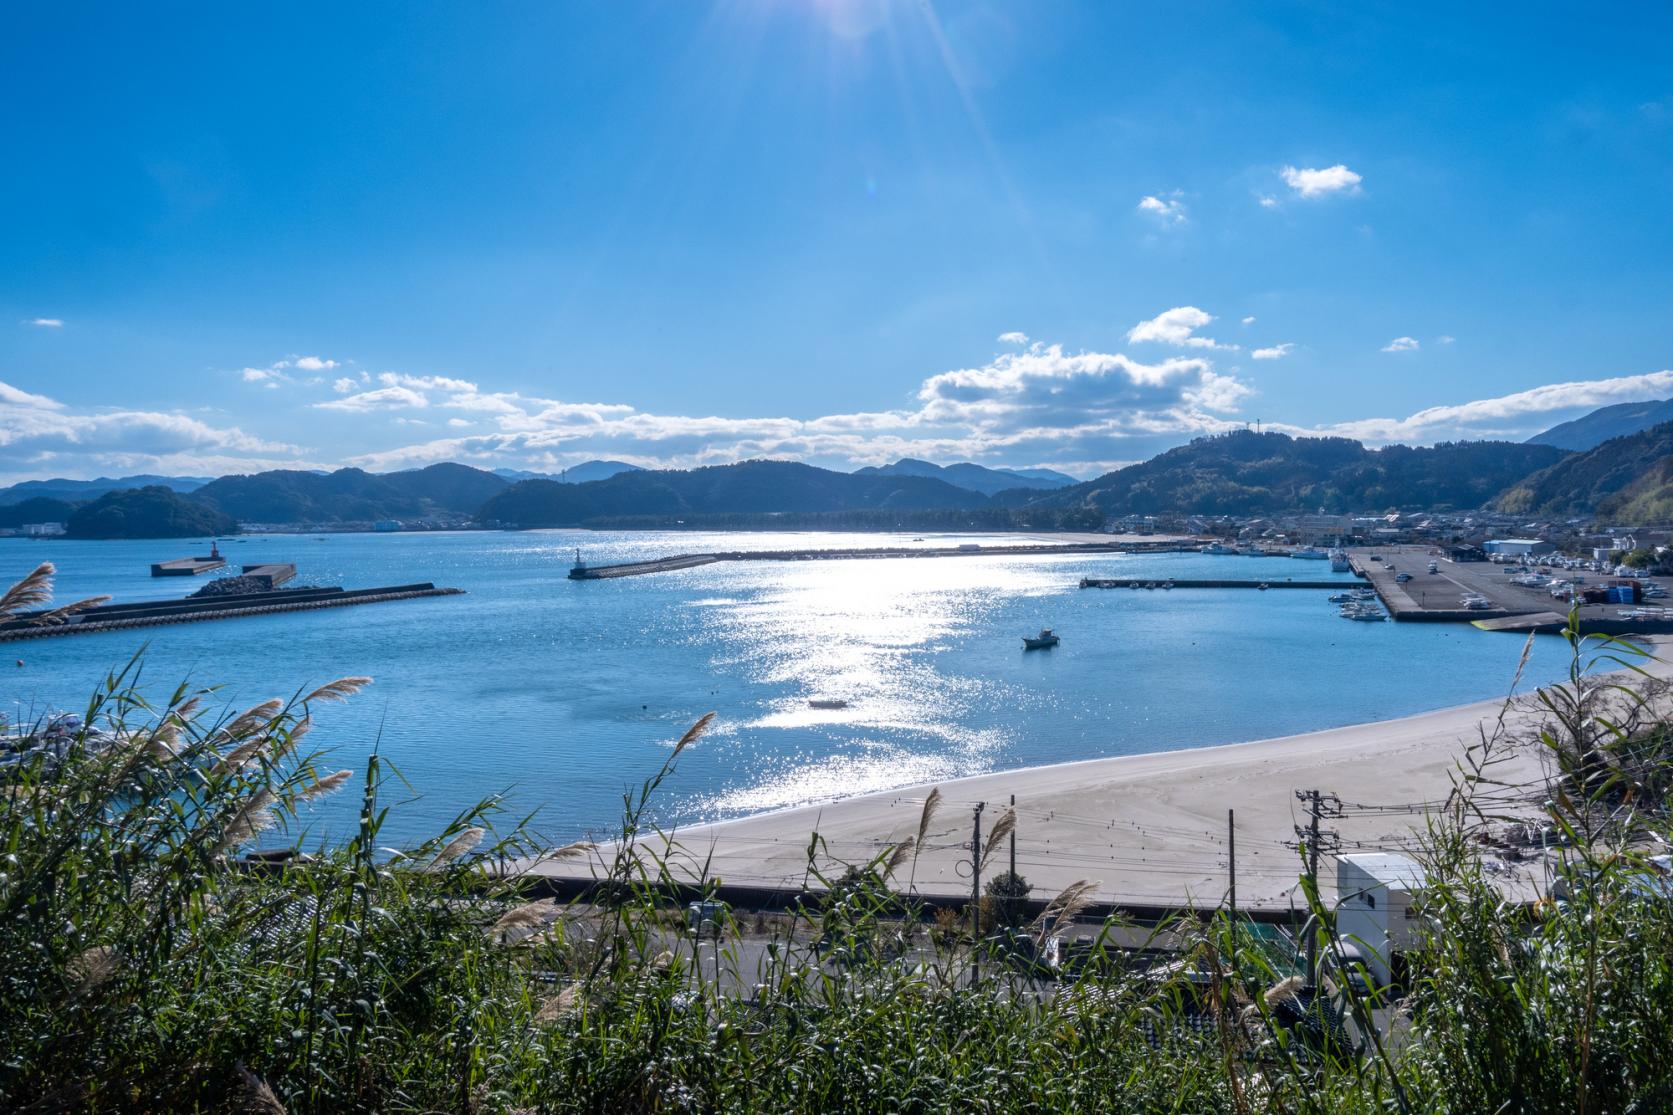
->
0;497;78;528
999;430;1569;516
381;463;509;512
853;458;1077;495
476;459;988;526
193;463;506;523
65;487;239;539
1497;420;1673;520
1528;398;1673;452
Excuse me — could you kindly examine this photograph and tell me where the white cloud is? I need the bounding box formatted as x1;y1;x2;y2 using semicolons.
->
997;331;1029;345
333;338;1255;478
448;418;472;428
332;377;356;393
0;378;310;484
1436;334;1456;345
1310;369;1673;444
315;385;430;412
237;355;343;388
1258;195;1279;209
0;382;65;410
1126;306;1237;351
1241;316;1256;325
1251;343;1295;360
23;318;63;328
1280;164;1363;199
1137;192;1187;226
1382;336;1420;353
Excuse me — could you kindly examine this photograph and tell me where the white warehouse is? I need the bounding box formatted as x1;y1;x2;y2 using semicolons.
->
1482;538;1556;558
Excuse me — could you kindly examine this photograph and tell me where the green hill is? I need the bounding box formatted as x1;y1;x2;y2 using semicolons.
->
1497;420;1673;520
0;497;79;528
65;486;239;539
193;463;507;524
1003;430;1568;515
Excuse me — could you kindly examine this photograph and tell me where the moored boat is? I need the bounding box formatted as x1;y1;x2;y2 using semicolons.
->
1023;628;1060;650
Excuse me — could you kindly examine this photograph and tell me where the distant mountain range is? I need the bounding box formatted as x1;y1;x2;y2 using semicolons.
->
476;460;989;527
999;431;1568;516
1499;420;1673;520
1529;398;1673;452
17;433;1673;537
0;474;211;506
491;460;642;484
853;458;1077;496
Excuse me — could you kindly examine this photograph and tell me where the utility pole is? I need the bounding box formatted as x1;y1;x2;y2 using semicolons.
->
1293;789;1342;985
1227;808;1237;971
1008;793;1017;881
970;801;985;981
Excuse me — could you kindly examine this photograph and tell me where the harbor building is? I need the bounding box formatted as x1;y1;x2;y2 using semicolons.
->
1483;538;1557;558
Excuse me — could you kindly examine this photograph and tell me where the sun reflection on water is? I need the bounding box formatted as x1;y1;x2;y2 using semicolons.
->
685;555;1072;816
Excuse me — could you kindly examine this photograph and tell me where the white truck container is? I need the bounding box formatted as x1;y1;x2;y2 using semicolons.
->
1335;853;1426;988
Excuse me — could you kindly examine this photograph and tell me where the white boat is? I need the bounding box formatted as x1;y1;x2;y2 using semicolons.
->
1329;548;1351;572
1023;628;1060;650
1291;547;1329;560
1202;543;1238;555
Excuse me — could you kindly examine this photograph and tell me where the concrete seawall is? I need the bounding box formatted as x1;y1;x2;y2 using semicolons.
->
1;584;463;642
570;539;1192;580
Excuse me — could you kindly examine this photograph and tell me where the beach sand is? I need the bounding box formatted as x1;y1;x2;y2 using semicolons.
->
527;638;1670;911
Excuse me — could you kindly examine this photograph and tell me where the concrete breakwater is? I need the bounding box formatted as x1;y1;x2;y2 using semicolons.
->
0;583;463;642
569;540;1190;580
1079;577;1351;590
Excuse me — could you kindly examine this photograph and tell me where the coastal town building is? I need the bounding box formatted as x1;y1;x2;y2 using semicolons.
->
1483;539;1557;558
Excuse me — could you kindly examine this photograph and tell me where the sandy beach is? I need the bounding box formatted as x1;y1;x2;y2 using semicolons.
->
528;638;1671;911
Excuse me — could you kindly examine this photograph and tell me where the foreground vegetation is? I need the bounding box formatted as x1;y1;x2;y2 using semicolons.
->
3;564;1673;1112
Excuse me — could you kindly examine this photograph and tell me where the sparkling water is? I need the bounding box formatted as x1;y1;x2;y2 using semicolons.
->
2;532;1576;846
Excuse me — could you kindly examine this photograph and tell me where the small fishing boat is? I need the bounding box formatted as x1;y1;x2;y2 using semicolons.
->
808;698;850;710
1023;628;1060;650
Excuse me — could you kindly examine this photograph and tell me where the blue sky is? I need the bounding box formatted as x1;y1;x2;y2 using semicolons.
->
3;1;1672;482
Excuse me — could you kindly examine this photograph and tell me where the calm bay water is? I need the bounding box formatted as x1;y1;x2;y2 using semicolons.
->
3;531;1576;846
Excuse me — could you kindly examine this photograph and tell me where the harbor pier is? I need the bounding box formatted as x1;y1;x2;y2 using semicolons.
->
569;538;1192;580
1079;577;1349;590
150;555;227;576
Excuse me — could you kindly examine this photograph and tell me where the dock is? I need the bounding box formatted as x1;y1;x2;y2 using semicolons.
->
1349;545;1673;635
569;540;1190;580
0;583;463;642
150;555;227;577
570;554;719;579
239;563;296;589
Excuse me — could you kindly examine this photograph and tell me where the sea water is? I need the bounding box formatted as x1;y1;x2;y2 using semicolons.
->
2;531;1579;846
